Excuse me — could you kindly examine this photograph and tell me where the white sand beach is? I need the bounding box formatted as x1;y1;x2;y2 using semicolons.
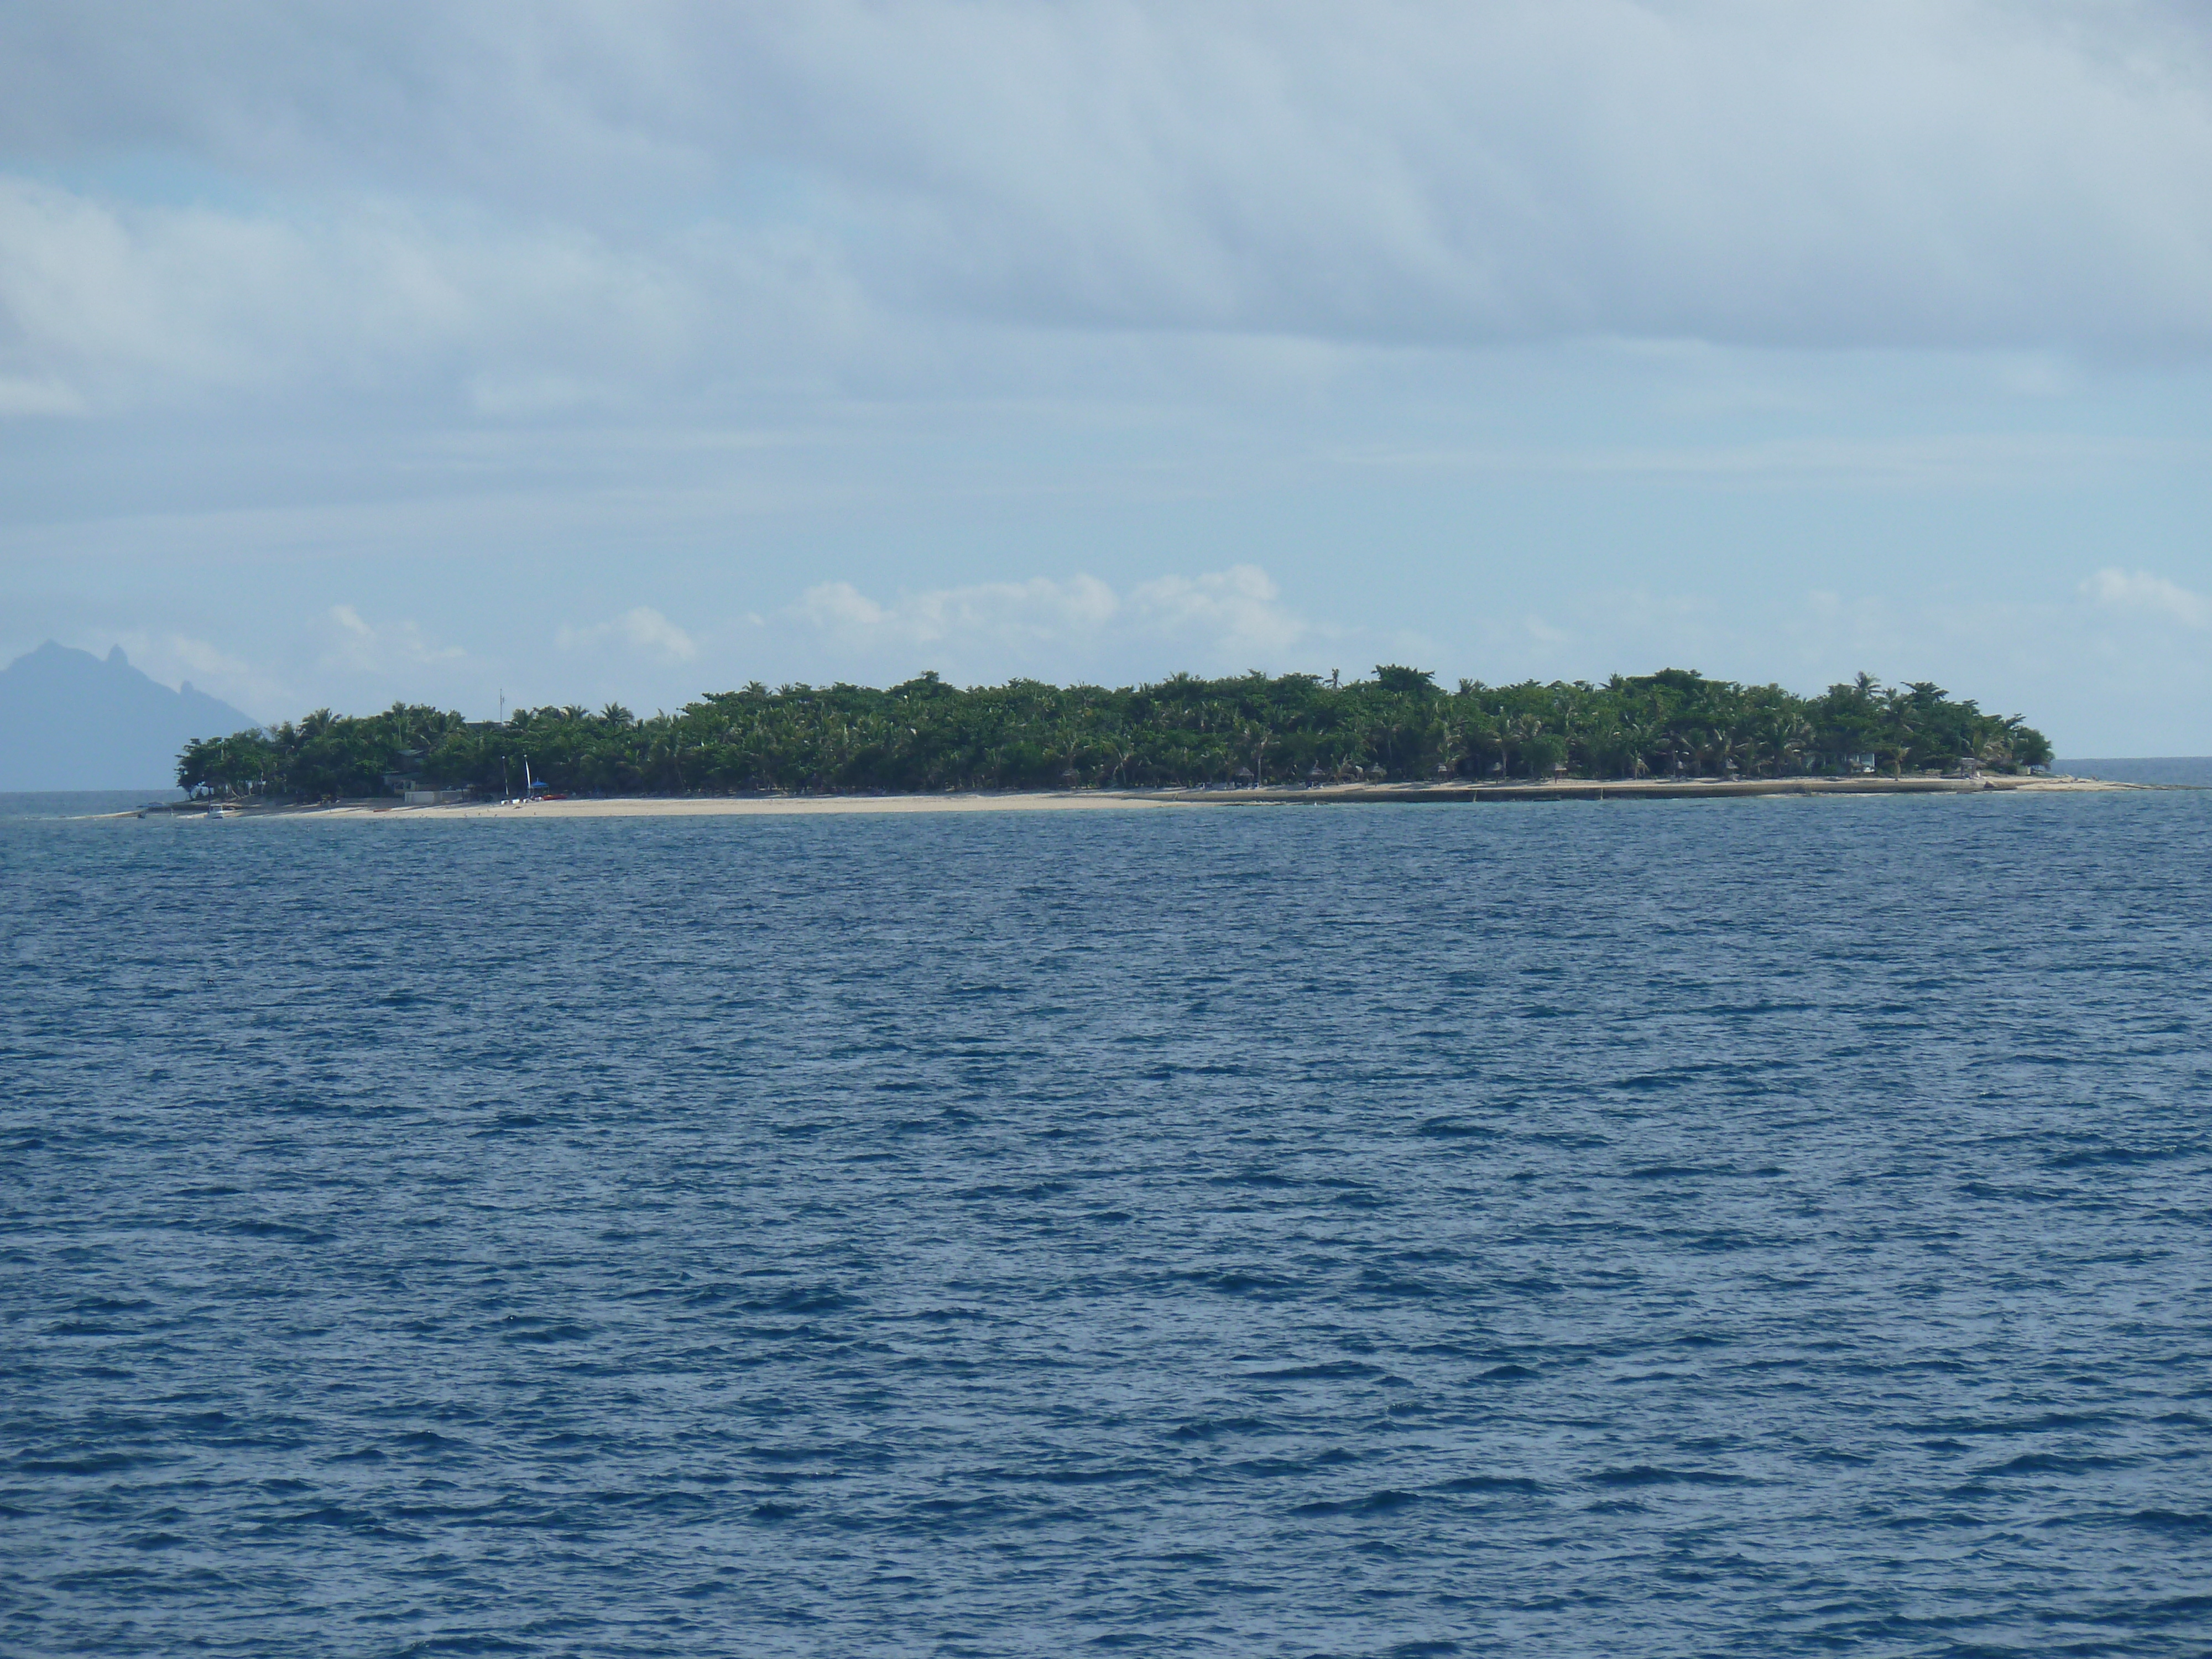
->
191;773;2139;821
325;790;1194;819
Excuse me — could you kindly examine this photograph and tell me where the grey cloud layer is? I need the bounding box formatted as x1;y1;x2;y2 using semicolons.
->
4;0;2211;414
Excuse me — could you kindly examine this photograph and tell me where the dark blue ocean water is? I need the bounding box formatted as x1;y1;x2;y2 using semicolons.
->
4;796;2209;1658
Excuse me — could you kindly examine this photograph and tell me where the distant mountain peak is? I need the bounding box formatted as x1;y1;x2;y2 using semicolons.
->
0;640;260;790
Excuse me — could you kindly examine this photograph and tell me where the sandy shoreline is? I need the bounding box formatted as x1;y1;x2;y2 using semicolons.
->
126;774;2145;821
336;790;1191;819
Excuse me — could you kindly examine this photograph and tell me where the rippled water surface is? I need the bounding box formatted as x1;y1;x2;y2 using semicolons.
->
4;796;2210;1657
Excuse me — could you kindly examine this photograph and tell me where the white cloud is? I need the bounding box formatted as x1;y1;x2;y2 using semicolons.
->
792;565;1305;673
2083;567;2210;628
556;606;698;662
0;172;865;413
322;603;468;671
771;0;2212;351
1126;565;1306;657
0;373;82;415
797;573;1119;646
1;0;2210;425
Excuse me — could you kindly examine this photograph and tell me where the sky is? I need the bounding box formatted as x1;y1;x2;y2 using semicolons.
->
2;1;2209;753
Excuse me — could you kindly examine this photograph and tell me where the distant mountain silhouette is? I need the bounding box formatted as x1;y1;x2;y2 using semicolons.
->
0;642;260;790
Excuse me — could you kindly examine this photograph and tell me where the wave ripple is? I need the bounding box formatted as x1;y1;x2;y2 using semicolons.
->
3;795;2209;1655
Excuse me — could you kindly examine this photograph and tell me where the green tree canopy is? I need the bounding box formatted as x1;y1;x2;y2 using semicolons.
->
176;668;2054;797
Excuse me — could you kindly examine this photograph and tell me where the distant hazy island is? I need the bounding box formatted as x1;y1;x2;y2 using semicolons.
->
0;641;259;791
175;667;2053;800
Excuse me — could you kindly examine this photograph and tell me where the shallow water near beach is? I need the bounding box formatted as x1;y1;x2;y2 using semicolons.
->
4;794;2209;1657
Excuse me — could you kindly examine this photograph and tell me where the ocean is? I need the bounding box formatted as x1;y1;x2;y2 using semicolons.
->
0;790;184;818
4;794;2209;1656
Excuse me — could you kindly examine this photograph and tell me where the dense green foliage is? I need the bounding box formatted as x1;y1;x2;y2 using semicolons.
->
176;667;2053;797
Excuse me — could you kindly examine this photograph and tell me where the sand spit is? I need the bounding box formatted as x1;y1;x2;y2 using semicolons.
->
123;773;2147;821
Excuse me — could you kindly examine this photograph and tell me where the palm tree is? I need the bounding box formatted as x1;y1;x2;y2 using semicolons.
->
1507;713;1545;777
1625;729;1653;779
1974;714;2024;772
1878;690;1917;778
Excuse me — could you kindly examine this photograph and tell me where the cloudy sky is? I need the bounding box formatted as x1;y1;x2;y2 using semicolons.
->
3;1;2209;751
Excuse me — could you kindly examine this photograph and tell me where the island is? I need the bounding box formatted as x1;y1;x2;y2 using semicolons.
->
169;667;2074;809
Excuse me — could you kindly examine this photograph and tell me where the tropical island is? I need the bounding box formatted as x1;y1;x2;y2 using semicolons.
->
174;667;2056;802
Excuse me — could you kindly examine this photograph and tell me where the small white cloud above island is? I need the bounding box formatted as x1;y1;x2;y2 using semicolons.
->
557;608;699;665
